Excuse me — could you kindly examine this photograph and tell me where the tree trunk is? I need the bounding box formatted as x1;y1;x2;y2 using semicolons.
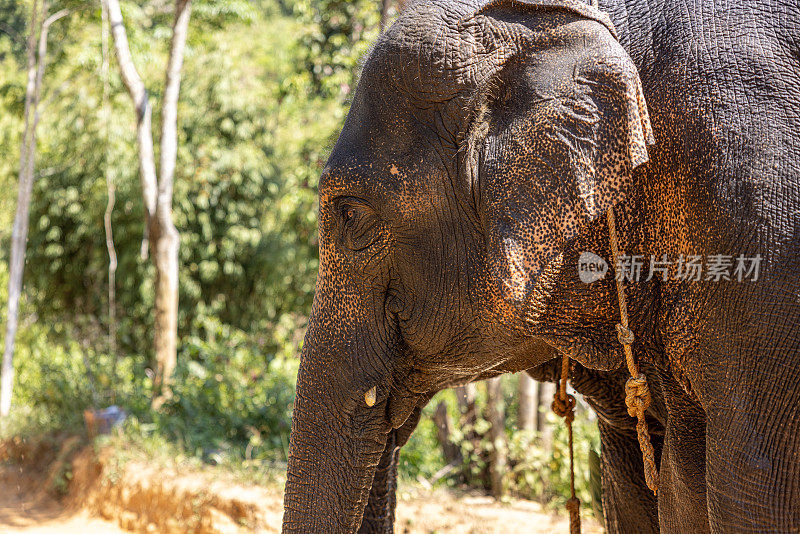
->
538;381;557;450
150;0;191;407
455;383;479;445
0;0;39;418
100;0;118;398
485;377;507;499
432;400;461;466
454;383;481;483
518;372;539;432
105;0;191;408
151;222;179;404
455;383;477;425
0;2;67;418
104;0;157;246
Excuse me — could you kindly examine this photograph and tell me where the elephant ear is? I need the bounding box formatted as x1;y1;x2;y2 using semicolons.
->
462;0;653;306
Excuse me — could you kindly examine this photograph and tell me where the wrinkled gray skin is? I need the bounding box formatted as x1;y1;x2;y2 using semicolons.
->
282;0;800;532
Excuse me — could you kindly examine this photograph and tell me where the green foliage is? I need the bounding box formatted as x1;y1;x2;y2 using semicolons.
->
13;3;341;355
401;378;602;515
0;12;25;231
398;404;449;482
0;0;28;62
506;410;601;509
156;316;297;465
0;0;361;462
174;15;336;333
3;311;298;467
293;0;380;98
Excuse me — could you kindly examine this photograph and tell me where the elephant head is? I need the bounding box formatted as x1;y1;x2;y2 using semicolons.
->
282;1;653;531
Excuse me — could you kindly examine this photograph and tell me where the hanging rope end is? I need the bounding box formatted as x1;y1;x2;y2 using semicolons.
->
644;464;659;495
639;429;659;495
553;355;580;534
566;497;582;534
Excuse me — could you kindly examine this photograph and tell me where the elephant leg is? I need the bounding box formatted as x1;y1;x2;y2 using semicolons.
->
703;392;800;532
598;419;660;534
657;394;710;534
358;404;425;534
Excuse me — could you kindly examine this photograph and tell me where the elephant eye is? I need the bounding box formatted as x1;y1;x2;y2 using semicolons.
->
333;196;379;251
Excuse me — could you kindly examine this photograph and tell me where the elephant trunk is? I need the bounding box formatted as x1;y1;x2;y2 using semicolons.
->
357;432;399;534
282;342;391;533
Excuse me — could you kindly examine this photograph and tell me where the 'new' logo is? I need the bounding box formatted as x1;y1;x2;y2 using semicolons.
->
578;252;608;284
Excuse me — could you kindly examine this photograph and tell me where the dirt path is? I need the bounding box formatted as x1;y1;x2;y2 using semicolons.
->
393;488;603;534
0;464;125;534
0;461;602;533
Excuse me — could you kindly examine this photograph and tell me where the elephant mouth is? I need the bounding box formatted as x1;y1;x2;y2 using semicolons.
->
386;383;426;429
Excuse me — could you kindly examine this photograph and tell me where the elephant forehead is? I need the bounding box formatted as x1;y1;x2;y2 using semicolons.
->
370;0;593;101
370;1;488;100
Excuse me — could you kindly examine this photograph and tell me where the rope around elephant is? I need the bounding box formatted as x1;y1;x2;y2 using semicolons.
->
552;206;660;534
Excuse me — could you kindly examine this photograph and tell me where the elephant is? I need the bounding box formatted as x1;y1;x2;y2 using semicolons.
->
281;0;800;532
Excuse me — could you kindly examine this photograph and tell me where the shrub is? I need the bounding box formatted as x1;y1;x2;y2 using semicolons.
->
156;316;298;465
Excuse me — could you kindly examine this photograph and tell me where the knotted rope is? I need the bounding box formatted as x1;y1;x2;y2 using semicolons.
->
552;354;581;534
607;207;659;494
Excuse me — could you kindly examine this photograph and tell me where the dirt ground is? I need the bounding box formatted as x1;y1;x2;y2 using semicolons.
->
0;461;602;533
0;463;125;533
393;488;603;534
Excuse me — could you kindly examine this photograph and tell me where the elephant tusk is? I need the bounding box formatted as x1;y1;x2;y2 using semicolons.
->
364;386;377;407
